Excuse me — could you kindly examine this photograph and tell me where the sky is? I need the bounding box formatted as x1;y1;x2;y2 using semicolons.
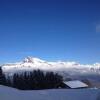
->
0;0;100;64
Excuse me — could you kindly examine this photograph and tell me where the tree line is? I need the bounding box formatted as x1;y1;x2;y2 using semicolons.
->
0;67;63;90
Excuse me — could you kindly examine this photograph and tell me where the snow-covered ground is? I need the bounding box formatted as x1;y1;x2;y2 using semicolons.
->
0;85;100;100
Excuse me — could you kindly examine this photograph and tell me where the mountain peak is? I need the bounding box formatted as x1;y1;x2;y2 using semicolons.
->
23;56;45;63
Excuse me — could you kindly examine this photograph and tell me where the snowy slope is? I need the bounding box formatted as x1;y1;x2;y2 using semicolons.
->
0;85;100;100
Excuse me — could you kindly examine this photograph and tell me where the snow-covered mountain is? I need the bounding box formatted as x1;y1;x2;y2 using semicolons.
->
1;56;100;80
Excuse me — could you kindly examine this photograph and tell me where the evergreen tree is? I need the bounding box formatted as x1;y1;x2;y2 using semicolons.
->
0;67;6;85
5;69;63;90
0;67;3;84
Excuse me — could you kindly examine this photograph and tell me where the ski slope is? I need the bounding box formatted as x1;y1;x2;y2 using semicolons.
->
0;85;100;100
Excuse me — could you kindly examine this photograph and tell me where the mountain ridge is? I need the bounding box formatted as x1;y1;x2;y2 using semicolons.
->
1;56;100;82
1;56;100;74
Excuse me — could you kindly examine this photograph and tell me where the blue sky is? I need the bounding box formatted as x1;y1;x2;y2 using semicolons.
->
0;0;100;64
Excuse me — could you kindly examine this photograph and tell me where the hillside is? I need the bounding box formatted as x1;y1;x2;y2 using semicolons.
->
0;85;100;100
